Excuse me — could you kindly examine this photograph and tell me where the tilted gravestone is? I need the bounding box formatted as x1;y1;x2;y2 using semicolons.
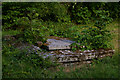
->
44;39;76;50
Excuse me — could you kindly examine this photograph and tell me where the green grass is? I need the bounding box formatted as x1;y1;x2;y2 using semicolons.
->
2;49;119;78
107;20;119;53
2;30;20;37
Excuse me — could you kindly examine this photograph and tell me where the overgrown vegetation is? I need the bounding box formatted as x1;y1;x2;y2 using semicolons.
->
2;2;119;78
2;44;119;78
2;2;119;46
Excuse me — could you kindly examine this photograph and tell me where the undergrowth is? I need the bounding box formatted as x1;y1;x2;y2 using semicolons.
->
2;20;119;78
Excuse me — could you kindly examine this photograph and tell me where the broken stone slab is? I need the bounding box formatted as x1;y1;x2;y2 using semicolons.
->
37;49;115;63
43;39;77;50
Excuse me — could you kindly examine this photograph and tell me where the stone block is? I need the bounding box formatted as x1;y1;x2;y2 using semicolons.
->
44;39;76;50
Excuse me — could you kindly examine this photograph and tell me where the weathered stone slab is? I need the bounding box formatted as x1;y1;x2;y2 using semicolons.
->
45;39;76;50
37;49;115;63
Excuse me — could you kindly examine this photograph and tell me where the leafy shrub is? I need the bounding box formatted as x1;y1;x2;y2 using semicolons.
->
71;9;113;50
104;2;119;19
17;15;49;44
46;22;75;38
70;15;112;50
23;26;48;44
2;2;119;31
71;3;91;24
2;2;30;30
83;2;119;19
2;2;71;30
93;10;113;27
78;26;112;50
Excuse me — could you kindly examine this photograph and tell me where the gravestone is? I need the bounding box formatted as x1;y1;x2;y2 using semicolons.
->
44;39;76;50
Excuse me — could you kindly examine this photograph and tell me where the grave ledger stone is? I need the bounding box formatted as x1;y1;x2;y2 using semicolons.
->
44;39;76;50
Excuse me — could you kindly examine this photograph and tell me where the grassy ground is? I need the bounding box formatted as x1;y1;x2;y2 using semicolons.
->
2;20;119;78
107;20;119;50
2;30;20;36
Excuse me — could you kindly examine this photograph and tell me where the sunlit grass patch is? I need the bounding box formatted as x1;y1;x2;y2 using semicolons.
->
106;20;119;53
2;30;20;36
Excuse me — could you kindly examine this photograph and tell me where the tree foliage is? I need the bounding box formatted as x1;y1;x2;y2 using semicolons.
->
2;2;119;30
2;2;119;46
